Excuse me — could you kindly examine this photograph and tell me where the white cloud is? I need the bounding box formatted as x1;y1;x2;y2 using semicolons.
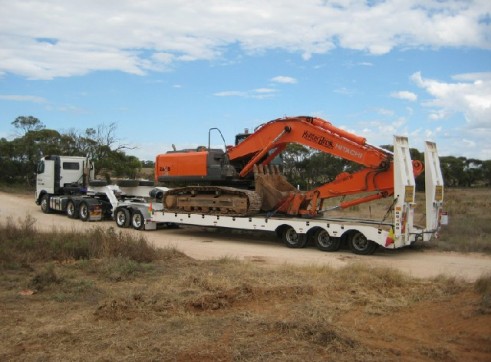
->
334;87;355;96
0;0;489;79
411;71;491;129
376;108;395;116
214;88;276;99
271;76;297;84
390;91;417;102
214;90;247;97
0;94;47;103
254;88;276;94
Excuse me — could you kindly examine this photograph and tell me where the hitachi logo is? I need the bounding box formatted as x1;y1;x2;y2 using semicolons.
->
302;131;334;149
335;144;363;159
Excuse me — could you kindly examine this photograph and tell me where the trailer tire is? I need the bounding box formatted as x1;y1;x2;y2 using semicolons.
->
312;229;340;252
131;211;145;230
66;200;78;219
79;202;90;222
115;207;130;228
348;231;378;255
40;194;51;214
281;226;307;248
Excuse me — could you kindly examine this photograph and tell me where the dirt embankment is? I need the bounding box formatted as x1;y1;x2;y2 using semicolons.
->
1;191;490;281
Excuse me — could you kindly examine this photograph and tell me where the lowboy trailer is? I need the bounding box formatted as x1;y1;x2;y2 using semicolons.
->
114;137;446;255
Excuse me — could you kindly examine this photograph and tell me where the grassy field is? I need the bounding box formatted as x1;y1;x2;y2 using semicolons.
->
1;217;490;361
433;188;491;253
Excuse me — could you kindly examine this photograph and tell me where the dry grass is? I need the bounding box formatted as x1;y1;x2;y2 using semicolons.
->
1;220;490;361
0;215;175;268
434;188;491;253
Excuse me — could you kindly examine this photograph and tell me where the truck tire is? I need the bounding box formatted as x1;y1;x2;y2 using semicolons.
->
40;194;51;214
79;201;90;222
89;180;107;187
66;200;78;219
312;229;340;252
281;226;307;248
131;210;145;230
115;207;130;228
348;231;378;255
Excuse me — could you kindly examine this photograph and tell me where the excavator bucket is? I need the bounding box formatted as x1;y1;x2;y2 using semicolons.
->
254;164;297;211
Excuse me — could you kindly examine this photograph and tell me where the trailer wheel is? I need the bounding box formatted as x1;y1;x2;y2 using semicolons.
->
66;200;78;219
115;208;130;228
40;194;51;214
312;229;340;252
281;226;307;248
131;211;145;230
348;231;378;255
79;202;90;222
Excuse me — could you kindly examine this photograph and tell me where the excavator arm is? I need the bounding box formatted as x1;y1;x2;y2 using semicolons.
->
226;116;423;216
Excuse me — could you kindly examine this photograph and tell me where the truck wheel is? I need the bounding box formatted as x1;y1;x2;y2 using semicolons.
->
79;202;90;222
66;200;78;219
312;229;340;252
131;211;145;230
89;180;107;187
281;226;307;248
348;231;378;255
115;208;130;228
40;194;51;214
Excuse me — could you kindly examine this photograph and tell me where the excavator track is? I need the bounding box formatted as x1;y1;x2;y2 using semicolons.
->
163;186;262;216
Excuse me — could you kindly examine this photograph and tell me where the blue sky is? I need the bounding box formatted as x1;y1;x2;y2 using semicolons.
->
1;0;490;161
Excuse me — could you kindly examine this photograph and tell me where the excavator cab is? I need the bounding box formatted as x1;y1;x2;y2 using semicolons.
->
155;128;245;186
155;147;230;184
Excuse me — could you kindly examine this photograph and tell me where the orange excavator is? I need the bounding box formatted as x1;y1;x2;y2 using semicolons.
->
155;116;423;217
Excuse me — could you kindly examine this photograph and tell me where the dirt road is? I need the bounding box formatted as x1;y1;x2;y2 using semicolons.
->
2;191;490;281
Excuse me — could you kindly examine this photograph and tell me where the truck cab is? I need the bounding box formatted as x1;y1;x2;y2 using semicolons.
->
35;155;94;204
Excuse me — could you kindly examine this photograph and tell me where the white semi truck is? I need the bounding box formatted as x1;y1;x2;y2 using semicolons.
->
35;155;163;221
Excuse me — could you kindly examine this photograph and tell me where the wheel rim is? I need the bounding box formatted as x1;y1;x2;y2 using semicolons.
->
285;228;299;244
80;204;88;218
67;202;74;216
317;230;332;248
133;213;143;228
351;233;368;251
41;198;48;211
116;210;126;226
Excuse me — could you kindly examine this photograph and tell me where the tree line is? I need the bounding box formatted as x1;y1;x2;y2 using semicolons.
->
0;116;145;185
1;116;490;189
